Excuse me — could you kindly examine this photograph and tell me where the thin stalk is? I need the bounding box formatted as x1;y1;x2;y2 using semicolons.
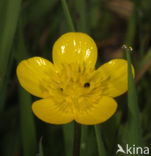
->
73;122;81;156
61;0;75;31
94;125;107;156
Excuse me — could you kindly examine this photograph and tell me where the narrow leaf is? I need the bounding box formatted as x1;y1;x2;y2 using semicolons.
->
124;46;142;147
18;86;37;156
0;0;22;99
63;122;74;156
15;22;37;156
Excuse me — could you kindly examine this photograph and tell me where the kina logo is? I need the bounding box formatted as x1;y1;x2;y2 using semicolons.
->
116;144;150;155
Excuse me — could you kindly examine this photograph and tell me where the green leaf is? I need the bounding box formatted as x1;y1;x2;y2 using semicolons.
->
0;0;22;100
125;47;142;148
94;125;107;156
124;0;142;150
80;126;97;156
15;21;37;156
61;0;75;31
0;52;14;111
18;86;37;156
63;122;74;156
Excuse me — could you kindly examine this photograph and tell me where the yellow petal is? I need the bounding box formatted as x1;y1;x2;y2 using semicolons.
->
32;98;73;124
16;57;57;98
52;32;97;70
75;96;117;125
94;59;135;97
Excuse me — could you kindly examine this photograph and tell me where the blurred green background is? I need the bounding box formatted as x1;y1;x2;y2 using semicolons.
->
0;0;151;155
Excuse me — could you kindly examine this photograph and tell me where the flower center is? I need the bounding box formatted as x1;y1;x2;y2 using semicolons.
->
46;63;108;113
55;64;94;96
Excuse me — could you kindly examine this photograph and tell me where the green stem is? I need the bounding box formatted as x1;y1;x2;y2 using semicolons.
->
94;125;106;156
73;122;81;156
61;0;75;31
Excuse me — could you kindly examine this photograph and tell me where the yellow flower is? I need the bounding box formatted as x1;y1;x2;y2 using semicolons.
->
16;32;134;125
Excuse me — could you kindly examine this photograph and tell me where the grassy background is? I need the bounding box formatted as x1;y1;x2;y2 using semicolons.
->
0;0;151;155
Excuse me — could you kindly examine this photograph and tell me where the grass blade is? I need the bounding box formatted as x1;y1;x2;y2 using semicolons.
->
0;0;21;99
0;52;14;111
94;125;107;156
63;122;74;156
18;86;37;156
124;0;142;148
124;46;141;147
16;22;37;156
61;0;75;31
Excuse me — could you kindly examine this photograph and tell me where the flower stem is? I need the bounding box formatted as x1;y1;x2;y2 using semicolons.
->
94;125;106;156
73;122;81;156
61;0;75;32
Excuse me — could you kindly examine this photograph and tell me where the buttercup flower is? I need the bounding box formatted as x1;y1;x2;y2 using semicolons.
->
17;32;134;125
